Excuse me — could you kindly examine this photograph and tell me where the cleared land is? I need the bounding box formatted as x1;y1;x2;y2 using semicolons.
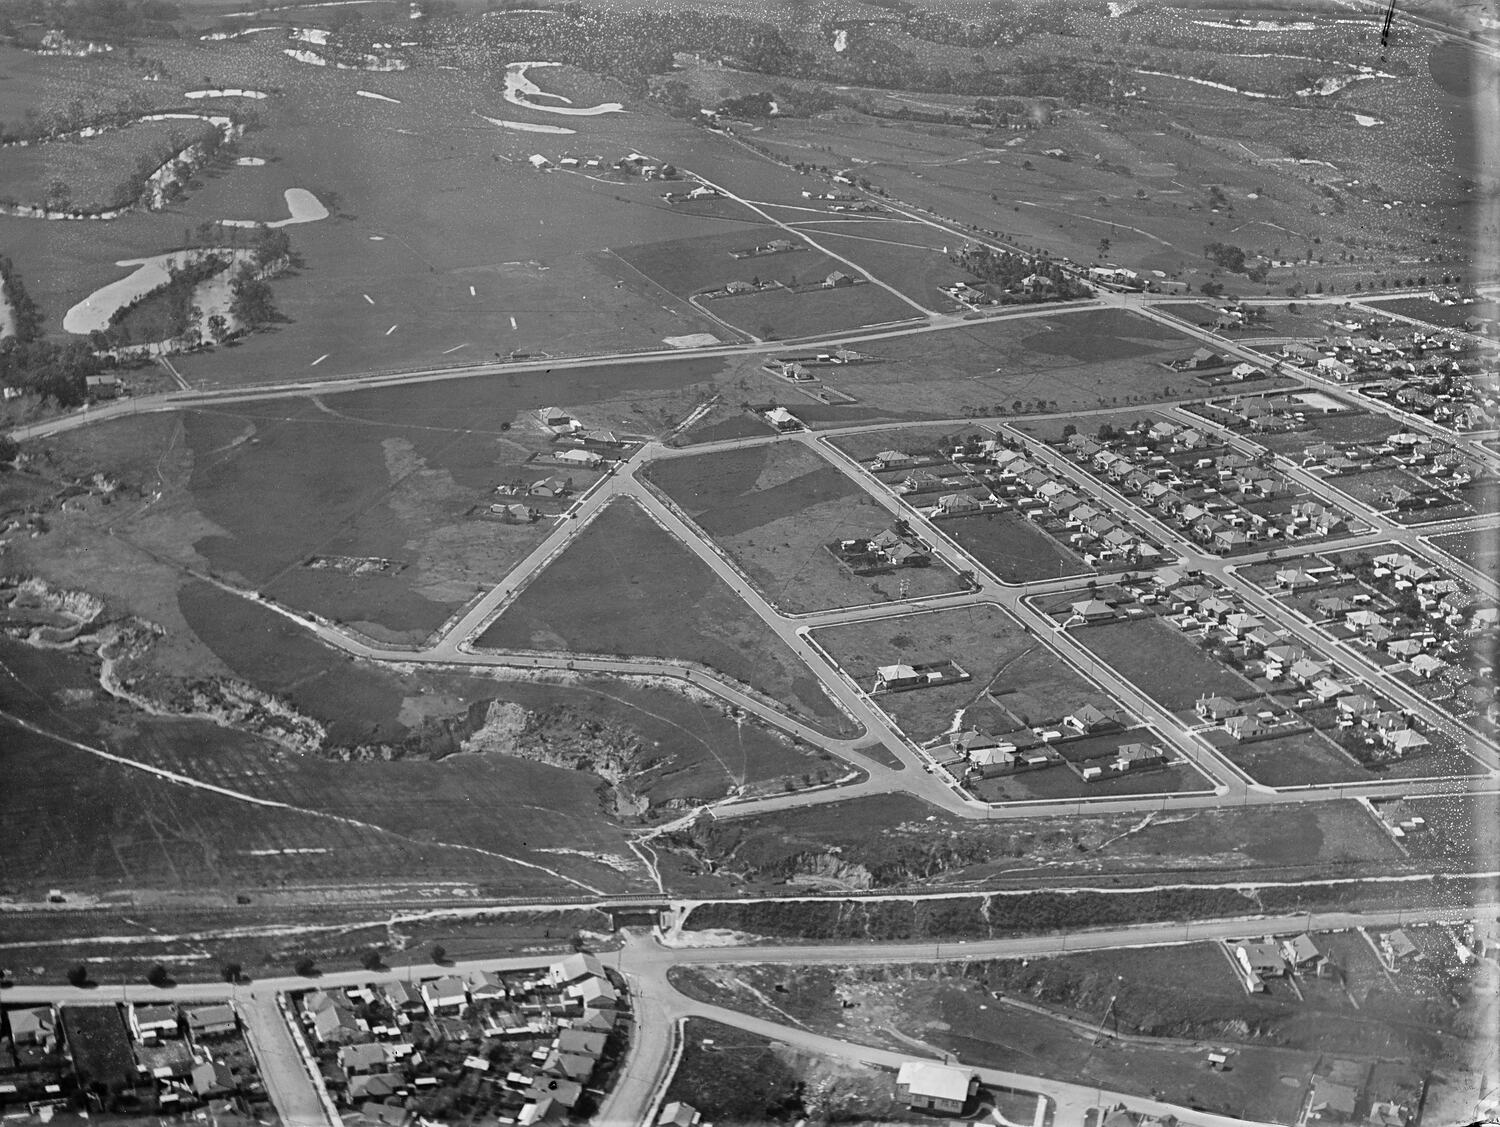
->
812;603;1121;743
476;498;855;735
17;361;726;643
1426;528;1500;575
941;510;1092;584
1070;616;1259;712
658;793;1406;893
663;1018;921;1127
644;441;965;613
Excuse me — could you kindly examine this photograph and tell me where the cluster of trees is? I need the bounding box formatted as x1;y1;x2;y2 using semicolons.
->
0;256;43;342
1202;240;1269;283
108;251;229;344
0;0;181;41
951;247;1087;299
0;337;113;408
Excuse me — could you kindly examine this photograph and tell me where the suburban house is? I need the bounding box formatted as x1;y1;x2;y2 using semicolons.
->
895;1061;977;1115
1064;704;1116;734
7;1005;57;1047
1233;941;1288;988
658;1102;702;1127
130;1004;181;1042
547;953;605;989
764;406;803;431
185;1005;238;1041
554;448;602;469
420;976;469;1015
1196;696;1240;722
1282;934;1327;973
823;271;855;288
1070;599;1116;623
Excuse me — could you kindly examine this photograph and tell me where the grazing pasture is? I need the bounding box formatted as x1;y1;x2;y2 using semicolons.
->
644;441;965;612
476;498;854;735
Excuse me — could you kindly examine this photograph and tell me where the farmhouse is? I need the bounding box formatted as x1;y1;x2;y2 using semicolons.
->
823;271;856;288
896;1061;977;1115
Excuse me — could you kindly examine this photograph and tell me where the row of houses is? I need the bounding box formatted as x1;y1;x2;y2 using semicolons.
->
1065;427;1349;548
302;953;622;1127
908;437;1164;566
3;1001;264;1119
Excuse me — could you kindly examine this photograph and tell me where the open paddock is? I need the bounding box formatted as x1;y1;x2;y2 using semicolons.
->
1255;409;1403;453
799;308;1238;423
713;281;923;340
1362;295;1500;329
814;603;1121;742
941;509;1092;584
476;498;854;736
644;442;966;613
1425;528;1500;574
1207;728;1369;788
1375;794;1500;865
1068;614;1259;712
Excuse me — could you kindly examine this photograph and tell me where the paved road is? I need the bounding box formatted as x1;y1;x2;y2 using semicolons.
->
12;903;1493;1127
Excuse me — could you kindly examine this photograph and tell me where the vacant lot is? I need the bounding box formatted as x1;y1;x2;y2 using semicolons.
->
941;509;1091;584
1374;794;1500;866
813;603;1121;742
658;794;1405;894
644;442;965;612
672;956;1329;1127
1209;729;1370;788
714;280;922;340
476;499;853;735
1363;295;1500;329
1071;616;1258;712
664;1018;920;1127
1255;410;1404;454
1426;529;1500;575
790;308;1256;425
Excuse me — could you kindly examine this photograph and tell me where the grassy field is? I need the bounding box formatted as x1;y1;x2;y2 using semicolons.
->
0;636;636;897
476;498;854;736
788;307;1275;425
1426;529;1500;575
812;603;1121;742
713;280;922;339
941;510;1092;584
663;1018;920;1127
787;216;974;310
1209;729;1370;788
1070;616;1260;712
658;793;1406;893
670;954;1358;1127
644;442;965;613
1374;794;1500;866
20;361;726;643
1254;410;1404;454
2;117;218;212
1362;295;1499;329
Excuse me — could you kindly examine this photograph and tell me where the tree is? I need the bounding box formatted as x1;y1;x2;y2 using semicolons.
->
293;957;317;977
431;944;447;964
1061;423;1077;439
66;964;89;988
221;962;243;984
360;949;384;971
0;435;18;464
206;313;229;343
146;963;171;988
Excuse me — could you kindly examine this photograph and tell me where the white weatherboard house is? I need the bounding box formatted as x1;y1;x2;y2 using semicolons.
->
896;1061;977;1114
